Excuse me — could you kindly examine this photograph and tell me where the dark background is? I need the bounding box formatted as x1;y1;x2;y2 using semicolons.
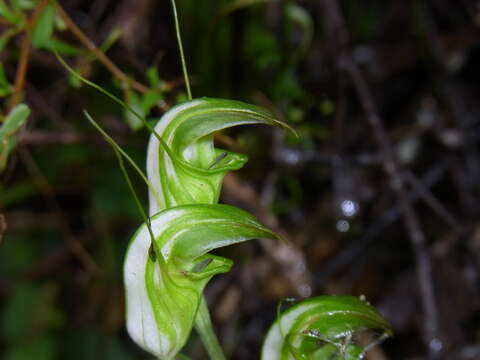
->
0;0;479;359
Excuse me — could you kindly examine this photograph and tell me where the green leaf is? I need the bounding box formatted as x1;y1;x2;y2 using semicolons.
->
261;296;392;360
147;67;162;88
124;89;144;131
100;27;122;52
142;90;163;114
123;89;162;131
124;203;279;359
0;103;30;171
0;0;19;23
32;4;56;48
147;97;293;213
11;0;35;11
0;27;24;54
0;63;10;86
0;63;13;97
0;103;30;140
46;38;82;55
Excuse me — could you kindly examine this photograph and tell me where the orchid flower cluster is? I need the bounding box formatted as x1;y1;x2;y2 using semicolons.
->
124;97;286;359
122;98;392;359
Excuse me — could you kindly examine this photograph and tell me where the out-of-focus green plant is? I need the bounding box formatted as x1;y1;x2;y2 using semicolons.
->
0;1;79;54
0;103;30;172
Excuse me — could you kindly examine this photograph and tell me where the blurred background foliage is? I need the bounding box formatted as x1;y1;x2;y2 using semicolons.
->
1;0;480;359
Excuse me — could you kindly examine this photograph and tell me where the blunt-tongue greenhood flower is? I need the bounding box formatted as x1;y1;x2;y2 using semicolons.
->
146;97;291;214
125;204;279;359
124;98;288;359
261;296;393;360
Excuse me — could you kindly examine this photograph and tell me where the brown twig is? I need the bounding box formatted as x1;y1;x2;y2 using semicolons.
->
319;0;441;356
17;130;89;144
404;170;459;229
18;129;133;146
0;214;6;244
9;0;50;110
9;28;31;109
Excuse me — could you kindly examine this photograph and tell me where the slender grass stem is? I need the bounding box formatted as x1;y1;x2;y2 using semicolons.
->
170;0;192;100
194;296;226;360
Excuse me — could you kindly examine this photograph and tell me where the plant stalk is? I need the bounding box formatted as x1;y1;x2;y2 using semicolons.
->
194;296;226;360
170;0;192;100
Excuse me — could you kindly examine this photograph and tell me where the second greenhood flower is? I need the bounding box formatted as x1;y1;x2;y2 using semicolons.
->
146;97;291;213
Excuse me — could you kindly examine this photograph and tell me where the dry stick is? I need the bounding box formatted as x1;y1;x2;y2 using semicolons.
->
9;31;31;109
18;146;101;275
9;0;50;110
17;131;85;145
319;0;440;355
18;130;134;146
0;214;6;244
403;170;460;229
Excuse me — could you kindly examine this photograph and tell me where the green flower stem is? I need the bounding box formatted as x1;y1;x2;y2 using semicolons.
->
194;296;226;360
170;0;192;100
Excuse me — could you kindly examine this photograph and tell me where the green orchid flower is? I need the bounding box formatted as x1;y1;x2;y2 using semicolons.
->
261;296;393;360
124;97;289;359
146;97;292;214
125;204;279;359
